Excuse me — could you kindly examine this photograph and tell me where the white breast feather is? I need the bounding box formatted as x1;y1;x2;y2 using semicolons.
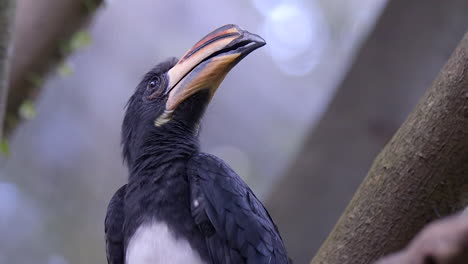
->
125;221;206;264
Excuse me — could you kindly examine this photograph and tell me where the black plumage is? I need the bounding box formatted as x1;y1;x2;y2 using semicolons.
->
105;24;290;264
188;153;289;263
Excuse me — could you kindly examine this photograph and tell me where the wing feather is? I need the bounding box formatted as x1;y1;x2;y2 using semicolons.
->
187;153;289;264
105;185;127;264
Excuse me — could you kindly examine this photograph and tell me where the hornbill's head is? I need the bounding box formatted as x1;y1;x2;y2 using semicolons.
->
122;24;265;165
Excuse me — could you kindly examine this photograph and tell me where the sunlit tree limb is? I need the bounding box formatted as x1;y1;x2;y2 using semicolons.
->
311;31;468;264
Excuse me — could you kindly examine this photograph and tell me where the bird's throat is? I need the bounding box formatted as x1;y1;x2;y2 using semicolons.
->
128;123;199;176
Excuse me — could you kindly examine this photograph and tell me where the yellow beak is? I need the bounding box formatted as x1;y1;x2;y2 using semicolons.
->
165;24;265;112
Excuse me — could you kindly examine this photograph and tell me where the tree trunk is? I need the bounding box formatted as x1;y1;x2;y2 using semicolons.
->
311;30;468;264
5;0;103;136
266;1;468;263
0;0;15;140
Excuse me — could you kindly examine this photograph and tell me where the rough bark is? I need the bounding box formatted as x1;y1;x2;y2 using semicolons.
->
0;0;15;140
375;209;468;264
5;0;103;136
266;1;468;263
310;31;468;264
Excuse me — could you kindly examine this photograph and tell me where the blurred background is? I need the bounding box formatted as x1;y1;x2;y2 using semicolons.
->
1;0;467;263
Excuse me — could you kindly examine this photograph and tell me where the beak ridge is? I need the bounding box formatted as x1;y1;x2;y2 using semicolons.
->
157;24;265;126
166;25;265;93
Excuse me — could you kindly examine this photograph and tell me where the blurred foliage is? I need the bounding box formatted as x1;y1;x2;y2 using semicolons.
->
82;0;101;13
0;138;10;156
26;72;44;88
58;62;74;77
60;31;92;55
18;100;37;120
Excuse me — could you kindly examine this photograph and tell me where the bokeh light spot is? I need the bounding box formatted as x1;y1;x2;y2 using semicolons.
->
260;2;329;75
251;0;300;16
266;4;313;60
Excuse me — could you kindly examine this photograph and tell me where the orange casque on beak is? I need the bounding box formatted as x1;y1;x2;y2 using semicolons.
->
155;24;265;126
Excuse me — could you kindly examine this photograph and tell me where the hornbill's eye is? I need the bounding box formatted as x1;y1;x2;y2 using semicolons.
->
147;79;158;90
147;77;163;99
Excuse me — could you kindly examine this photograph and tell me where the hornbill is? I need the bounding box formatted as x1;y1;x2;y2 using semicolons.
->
105;24;290;264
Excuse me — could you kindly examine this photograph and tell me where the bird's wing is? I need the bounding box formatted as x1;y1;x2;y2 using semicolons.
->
187;153;289;264
105;184;127;264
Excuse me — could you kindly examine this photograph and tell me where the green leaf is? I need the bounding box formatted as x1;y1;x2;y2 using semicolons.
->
58;62;74;76
61;31;92;54
71;31;92;50
69;31;92;51
19;100;37;120
0;139;10;157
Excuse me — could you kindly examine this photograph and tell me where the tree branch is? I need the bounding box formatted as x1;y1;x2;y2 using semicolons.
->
267;1;468;263
4;0;103;136
375;209;468;264
311;31;468;264
0;0;15;140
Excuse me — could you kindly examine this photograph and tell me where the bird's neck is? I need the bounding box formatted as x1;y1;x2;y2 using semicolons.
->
128;122;199;177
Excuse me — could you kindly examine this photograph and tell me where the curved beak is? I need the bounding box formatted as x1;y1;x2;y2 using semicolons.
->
165;24;265;112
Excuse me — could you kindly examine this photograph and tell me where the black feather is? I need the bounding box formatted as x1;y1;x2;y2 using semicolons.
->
187;153;290;263
105;185;127;264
